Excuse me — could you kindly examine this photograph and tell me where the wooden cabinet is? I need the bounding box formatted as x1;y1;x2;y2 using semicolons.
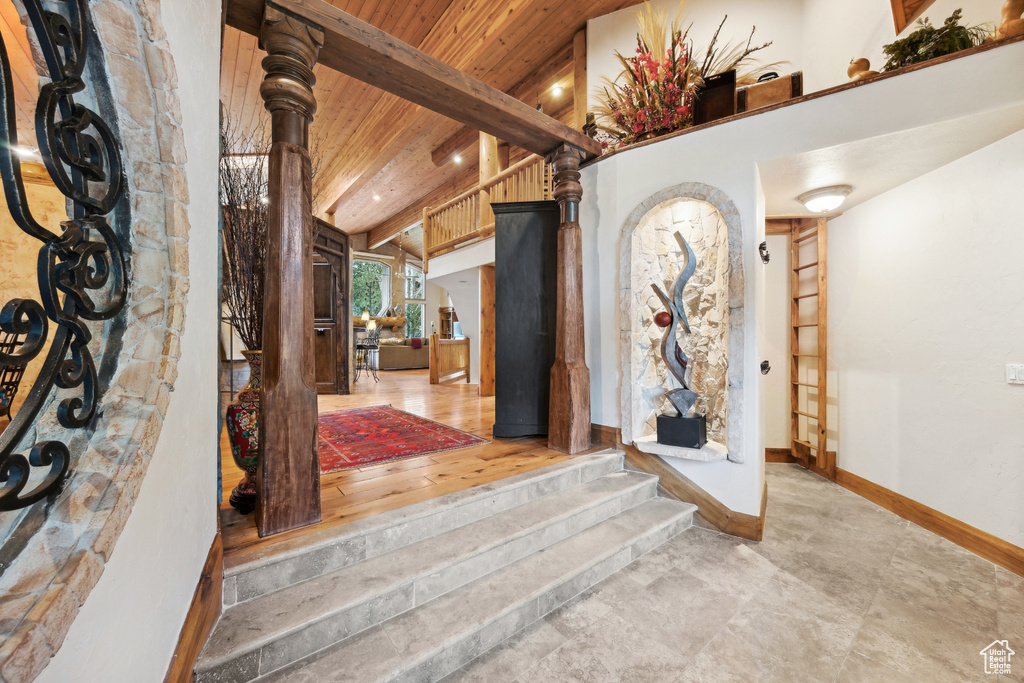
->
438;306;458;340
492;201;558;438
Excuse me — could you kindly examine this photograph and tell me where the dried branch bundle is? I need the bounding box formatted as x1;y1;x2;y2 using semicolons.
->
220;119;269;351
220;118;326;352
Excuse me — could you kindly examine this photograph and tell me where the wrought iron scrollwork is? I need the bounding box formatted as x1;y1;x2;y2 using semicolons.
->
0;0;127;510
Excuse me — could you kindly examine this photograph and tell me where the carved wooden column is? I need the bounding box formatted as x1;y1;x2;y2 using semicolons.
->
548;144;591;453
256;8;325;536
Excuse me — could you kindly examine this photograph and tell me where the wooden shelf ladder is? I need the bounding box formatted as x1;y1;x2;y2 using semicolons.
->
790;217;834;480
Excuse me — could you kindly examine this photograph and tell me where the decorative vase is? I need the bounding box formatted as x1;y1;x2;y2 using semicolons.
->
225;349;261;514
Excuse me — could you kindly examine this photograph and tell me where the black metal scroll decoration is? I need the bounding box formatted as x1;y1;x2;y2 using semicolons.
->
0;0;126;510
652;232;699;418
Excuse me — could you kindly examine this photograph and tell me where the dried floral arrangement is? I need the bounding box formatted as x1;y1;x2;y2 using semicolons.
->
881;9;991;71
594;1;781;148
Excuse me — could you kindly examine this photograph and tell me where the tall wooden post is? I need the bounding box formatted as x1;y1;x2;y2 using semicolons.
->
478;133;500;397
548;144;590;453
256;7;324;536
479;132;500;226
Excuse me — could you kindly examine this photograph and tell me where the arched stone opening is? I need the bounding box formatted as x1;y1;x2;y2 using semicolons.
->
618;182;745;464
0;0;191;676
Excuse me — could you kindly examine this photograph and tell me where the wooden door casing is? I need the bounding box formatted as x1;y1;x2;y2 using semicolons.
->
313;254;338;393
313;219;350;394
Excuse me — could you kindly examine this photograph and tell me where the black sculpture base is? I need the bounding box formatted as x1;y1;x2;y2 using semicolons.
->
656;414;707;449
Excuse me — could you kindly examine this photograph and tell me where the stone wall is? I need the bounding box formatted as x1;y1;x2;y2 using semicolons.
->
0;0;193;678
630;199;730;445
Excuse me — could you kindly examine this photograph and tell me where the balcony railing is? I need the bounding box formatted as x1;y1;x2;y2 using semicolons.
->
423;154;552;268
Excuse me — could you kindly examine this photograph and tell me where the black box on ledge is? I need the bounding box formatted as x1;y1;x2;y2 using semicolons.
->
656;414;707;449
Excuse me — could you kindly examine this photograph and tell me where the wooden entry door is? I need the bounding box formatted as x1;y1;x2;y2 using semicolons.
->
313;219;350;394
313;253;339;393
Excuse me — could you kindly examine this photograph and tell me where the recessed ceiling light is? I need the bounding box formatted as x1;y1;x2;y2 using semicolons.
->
797;185;852;213
373;194;381;201
551;84;563;97
453;154;463;164
12;145;39;160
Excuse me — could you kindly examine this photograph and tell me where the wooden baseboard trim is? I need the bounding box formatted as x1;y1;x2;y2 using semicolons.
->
592;424;765;541
165;532;223;682
765;447;797;463
591;423;617;448
836;468;1024;577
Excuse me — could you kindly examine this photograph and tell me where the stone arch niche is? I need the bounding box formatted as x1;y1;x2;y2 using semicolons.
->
619;183;745;463
0;0;191;676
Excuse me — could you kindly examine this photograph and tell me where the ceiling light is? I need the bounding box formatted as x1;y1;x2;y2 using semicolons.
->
373;194;381;201
453;154;463;164
551;84;563;97
12;145;39;160
797;185;852;213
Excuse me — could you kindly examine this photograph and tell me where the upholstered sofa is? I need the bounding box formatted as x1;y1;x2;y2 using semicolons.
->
377;337;430;370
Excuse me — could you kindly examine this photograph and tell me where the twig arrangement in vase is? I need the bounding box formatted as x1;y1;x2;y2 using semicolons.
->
220;119;270;515
594;0;782;149
220;118;324;514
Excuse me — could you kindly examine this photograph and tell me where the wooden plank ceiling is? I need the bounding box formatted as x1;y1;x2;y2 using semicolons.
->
221;0;645;244
0;5;40;151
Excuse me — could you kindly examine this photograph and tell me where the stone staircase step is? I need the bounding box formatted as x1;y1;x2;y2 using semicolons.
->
196;469;658;682
223;450;624;606
260;498;696;683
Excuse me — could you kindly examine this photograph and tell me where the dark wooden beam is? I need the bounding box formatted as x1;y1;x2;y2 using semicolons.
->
226;0;601;159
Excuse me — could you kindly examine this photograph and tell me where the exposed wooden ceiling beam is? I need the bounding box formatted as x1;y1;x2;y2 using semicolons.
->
429;39;575;169
226;0;601;159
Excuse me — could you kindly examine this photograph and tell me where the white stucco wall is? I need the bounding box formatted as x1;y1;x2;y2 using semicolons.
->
39;0;221;679
587;0;804;115
432;270;483;386
580;38;1024;518
800;0;1004;93
827;131;1024;547
587;0;1006;108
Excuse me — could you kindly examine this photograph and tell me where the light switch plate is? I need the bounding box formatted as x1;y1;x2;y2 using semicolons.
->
1007;364;1024;385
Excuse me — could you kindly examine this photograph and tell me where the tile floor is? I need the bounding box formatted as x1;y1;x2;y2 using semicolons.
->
445;463;1024;682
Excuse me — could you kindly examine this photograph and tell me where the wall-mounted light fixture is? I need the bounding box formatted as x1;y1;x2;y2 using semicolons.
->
797;184;852;213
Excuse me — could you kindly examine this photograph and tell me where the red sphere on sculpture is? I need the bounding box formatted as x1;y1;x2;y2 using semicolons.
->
654;311;672;327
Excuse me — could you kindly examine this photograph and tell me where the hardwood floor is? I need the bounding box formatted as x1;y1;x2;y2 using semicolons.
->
220;369;598;559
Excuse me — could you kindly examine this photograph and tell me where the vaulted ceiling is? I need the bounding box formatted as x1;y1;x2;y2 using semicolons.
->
220;0;646;246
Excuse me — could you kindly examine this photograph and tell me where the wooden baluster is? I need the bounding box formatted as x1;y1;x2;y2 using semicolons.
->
422;207;430;272
256;7;324;536
547;144;590;454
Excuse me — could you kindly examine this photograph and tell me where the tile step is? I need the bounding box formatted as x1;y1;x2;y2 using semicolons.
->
223;450;624;605
256;498;696;683
197;469;657;681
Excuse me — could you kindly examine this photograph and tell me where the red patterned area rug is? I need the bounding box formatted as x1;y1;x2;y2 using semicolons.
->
318;405;488;474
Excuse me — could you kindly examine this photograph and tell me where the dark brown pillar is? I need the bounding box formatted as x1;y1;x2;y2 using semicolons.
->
548;144;591;454
256;7;324;536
